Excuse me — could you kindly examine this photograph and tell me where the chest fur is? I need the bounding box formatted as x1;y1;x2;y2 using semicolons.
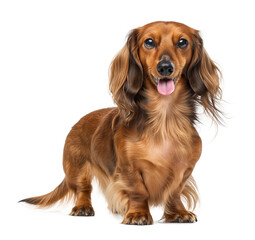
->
126;137;191;204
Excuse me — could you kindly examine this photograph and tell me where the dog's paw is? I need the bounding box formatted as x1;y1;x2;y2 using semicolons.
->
70;205;95;216
122;211;153;225
163;211;197;223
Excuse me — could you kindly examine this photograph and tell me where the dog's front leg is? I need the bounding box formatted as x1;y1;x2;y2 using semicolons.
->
162;194;197;223
120;168;153;225
122;199;153;225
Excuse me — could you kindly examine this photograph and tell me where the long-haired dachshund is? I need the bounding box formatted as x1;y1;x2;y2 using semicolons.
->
20;21;222;225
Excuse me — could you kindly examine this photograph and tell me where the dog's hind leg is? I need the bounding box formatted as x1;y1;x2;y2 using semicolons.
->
68;162;95;216
63;122;95;217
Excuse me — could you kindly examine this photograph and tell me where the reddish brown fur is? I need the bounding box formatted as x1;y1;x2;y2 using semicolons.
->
20;21;222;224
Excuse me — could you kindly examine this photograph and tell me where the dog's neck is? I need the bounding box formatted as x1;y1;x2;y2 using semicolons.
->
141;77;196;144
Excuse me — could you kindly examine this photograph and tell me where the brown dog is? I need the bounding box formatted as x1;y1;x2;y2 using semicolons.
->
20;21;222;225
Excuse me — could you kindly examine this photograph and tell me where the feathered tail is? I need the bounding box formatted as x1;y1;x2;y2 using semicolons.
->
19;179;73;208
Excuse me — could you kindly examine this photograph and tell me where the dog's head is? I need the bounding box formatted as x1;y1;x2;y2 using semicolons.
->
110;21;222;124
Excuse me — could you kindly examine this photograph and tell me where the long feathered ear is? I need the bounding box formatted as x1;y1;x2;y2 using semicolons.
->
109;29;143;124
186;32;223;123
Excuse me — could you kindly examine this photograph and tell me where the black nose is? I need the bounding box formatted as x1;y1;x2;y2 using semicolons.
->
157;61;174;76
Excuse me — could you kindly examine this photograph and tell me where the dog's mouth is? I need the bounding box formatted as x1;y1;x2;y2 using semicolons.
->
152;76;177;95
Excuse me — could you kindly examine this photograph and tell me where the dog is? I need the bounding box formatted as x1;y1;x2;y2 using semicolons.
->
20;21;222;225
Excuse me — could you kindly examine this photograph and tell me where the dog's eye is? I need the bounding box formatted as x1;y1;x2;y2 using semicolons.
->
144;38;156;49
177;38;188;49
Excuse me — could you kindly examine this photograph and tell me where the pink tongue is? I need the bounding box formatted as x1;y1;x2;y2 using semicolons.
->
157;79;175;95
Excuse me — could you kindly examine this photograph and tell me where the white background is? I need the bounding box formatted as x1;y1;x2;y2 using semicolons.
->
1;0;255;239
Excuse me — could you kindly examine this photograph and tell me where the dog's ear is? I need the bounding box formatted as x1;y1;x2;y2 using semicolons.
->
109;29;143;123
186;32;223;123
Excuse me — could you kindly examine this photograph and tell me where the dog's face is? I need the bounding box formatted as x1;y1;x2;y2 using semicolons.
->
110;21;222;123
138;22;197;96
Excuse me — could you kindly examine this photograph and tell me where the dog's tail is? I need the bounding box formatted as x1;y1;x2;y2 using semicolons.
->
19;178;73;208
181;175;199;211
